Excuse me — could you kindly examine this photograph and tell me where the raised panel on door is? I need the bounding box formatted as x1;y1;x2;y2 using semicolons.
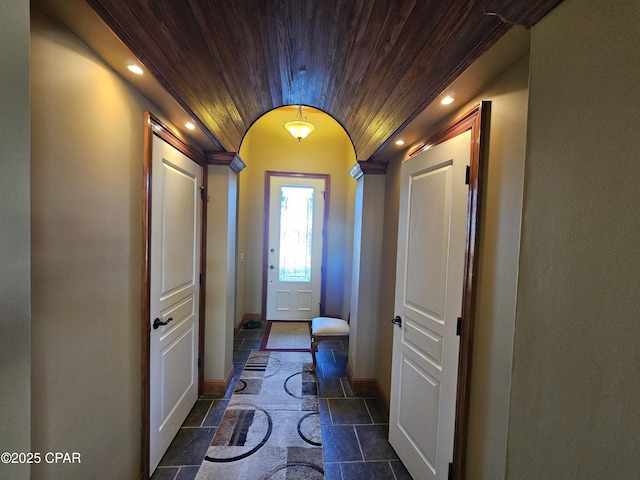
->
398;355;440;472
160;326;196;420
403;315;444;369
404;165;451;324
162;165;197;294
276;290;292;312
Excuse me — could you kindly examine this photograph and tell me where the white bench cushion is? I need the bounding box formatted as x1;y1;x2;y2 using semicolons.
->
311;317;350;336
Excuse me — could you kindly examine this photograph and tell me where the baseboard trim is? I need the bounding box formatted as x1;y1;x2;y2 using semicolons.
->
375;382;391;417
203;363;234;396
346;364;377;395
346;364;391;418
202;379;226;396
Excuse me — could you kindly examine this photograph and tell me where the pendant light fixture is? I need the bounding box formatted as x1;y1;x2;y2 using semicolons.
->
284;105;315;141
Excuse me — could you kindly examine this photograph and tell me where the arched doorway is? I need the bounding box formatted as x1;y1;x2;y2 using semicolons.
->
236;106;356;323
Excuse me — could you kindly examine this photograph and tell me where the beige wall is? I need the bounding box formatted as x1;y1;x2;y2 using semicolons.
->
376;158;401;407
463;57;530;480
349;173;386;379
342;150;357;321
237;109;356;322
507;0;640;477
29;10;161;479
204;166;238;381
375;49;531;478
13;1;639;479
0;1;31;479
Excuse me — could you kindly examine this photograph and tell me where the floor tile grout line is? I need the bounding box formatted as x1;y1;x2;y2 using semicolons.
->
353;425;366;462
339;377;347;398
199;399;216;428
363;396;375;424
389;459;400;480
154;466;180;480
327;398;335;425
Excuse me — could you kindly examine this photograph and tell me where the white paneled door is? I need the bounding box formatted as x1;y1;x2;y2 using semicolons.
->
149;134;201;473
389;131;471;479
266;175;325;320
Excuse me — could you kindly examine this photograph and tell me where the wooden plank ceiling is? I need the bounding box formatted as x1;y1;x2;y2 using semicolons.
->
86;0;562;161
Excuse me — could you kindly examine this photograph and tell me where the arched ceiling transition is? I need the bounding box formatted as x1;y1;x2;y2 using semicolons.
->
50;0;564;161
246;106;352;147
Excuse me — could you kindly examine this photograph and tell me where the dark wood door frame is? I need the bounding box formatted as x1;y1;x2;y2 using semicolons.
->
261;171;330;320
409;102;490;480
141;112;208;480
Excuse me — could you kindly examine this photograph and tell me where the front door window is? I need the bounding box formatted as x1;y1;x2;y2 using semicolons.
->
278;186;314;283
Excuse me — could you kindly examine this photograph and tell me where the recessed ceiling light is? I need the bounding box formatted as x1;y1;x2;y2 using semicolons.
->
127;64;144;75
185;122;196;130
441;96;454;105
395;139;405;145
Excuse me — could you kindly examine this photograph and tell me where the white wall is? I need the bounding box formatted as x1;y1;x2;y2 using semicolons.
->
0;1;31;479
507;0;640;477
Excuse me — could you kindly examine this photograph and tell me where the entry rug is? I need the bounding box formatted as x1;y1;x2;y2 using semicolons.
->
260;321;311;351
195;351;323;480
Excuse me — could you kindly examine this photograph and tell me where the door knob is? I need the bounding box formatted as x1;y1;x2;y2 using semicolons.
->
269;265;275;270
153;317;173;330
391;315;402;328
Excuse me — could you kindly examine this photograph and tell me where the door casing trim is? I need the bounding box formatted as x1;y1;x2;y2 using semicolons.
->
414;102;490;480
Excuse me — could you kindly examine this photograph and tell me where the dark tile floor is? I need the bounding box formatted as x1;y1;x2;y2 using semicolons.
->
151;322;412;480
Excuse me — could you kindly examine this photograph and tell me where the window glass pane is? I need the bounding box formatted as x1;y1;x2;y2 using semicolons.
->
279;186;314;282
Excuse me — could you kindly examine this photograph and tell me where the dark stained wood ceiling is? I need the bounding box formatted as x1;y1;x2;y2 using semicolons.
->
85;0;562;161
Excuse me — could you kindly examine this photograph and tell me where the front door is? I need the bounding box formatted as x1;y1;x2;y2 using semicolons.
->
265;174;326;320
149;134;202;472
389;131;471;479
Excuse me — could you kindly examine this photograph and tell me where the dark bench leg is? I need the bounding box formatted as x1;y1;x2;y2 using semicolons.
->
310;339;319;373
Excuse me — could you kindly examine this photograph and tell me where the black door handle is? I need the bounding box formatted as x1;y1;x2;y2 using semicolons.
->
153;317;173;330
391;316;402;328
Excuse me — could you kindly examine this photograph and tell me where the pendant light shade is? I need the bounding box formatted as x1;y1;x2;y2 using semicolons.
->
284;106;315;141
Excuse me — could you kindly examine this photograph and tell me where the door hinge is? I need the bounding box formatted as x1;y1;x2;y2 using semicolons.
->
199;273;204;285
456;317;462;336
200;186;207;200
198;357;201;369
465;165;470;185
448;462;454;480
